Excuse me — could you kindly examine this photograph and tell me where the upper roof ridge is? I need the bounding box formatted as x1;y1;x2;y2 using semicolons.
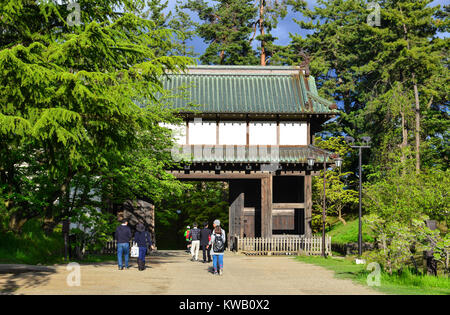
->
183;65;303;76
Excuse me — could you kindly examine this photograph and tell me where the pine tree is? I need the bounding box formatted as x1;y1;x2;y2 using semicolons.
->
184;0;259;65
140;0;198;57
255;0;288;65
287;0;448;172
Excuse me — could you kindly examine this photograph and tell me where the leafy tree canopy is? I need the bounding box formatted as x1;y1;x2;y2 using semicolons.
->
0;0;194;233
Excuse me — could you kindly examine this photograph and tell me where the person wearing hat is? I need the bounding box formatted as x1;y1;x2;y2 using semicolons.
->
134;223;153;271
210;219;226;275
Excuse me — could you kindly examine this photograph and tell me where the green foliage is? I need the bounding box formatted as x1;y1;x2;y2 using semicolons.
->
365;160;449;226
0;0;194;235
69;206;117;258
184;0;259;65
311;136;359;232
255;0;288;65
283;1;449;275
183;0;288;65
364;161;450;274
287;0;449;172
140;0;198;57
156;181;229;249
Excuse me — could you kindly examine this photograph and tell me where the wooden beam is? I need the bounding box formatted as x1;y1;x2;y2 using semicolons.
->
261;175;273;237
276;120;280;145
272;203;305;209
307;119;311;145
169;171;323;179
246;120;250;145
169;171;272;180
186;120;189;144
216;120;219;145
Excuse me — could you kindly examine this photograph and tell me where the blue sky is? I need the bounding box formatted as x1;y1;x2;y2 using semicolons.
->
164;0;448;58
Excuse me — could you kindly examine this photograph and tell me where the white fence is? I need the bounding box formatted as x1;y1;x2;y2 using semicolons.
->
235;235;331;256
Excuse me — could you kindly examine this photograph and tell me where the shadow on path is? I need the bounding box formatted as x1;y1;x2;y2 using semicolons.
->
0;265;57;294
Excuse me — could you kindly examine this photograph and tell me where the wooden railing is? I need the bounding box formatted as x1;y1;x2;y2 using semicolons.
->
234;235;331;256
101;240;133;255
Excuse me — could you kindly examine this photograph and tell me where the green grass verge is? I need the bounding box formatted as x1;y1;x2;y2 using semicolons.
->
327;217;375;245
0;220;116;265
295;255;450;295
0;221;64;265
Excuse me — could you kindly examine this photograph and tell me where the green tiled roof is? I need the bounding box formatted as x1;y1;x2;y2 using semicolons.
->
162;66;338;115
172;145;335;164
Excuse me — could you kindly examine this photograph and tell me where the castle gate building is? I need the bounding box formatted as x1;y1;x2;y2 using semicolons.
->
162;66;339;243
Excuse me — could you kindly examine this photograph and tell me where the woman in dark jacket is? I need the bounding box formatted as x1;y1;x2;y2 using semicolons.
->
134;223;153;271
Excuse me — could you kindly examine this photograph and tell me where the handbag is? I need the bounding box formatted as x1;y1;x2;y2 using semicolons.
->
130;242;139;258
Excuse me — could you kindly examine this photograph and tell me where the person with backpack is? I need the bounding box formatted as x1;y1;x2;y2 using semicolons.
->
184;226;191;253
115;219;132;270
210;219;226;275
189;223;201;261
134;223;154;271
200;222;211;263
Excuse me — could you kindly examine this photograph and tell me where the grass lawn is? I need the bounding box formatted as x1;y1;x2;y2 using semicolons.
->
295;255;450;295
327;217;375;245
0;220;116;266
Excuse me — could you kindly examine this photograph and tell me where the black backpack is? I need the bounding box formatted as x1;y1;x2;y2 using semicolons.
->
213;231;225;253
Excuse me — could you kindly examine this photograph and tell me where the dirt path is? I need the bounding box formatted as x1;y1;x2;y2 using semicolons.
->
0;250;381;295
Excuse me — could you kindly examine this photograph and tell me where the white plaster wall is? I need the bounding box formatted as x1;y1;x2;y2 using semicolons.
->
219;122;246;145
279;122;307;145
189;121;216;145
249;122;277;145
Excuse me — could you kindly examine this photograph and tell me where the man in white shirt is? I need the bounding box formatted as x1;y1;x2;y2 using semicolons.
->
189;223;201;261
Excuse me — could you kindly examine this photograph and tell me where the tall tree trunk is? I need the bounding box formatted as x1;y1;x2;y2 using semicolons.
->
338;206;346;225
42;173;74;235
9;213;29;233
259;0;266;66
412;73;421;174
400;108;408;163
400;6;420;173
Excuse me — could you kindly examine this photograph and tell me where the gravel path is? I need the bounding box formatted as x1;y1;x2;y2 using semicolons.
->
0;250;381;295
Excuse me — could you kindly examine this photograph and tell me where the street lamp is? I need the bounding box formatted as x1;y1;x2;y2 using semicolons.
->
307;157;315;168
321;154;327;257
307;154;343;258
334;157;343;168
344;136;371;258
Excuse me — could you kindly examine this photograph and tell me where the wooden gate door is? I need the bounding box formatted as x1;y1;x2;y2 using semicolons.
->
228;193;244;250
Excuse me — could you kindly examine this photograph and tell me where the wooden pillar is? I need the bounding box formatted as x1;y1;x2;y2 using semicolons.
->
261;175;273;237
307;119;311;145
304;175;312;237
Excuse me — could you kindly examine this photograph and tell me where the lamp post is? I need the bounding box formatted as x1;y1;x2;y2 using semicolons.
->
344;136;371;258
307;155;343;258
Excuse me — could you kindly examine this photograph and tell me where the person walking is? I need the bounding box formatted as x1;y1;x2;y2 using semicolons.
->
200;222;211;263
189;223;201;261
184;226;191;253
134;223;154;271
210;219;226;275
115;219;132;270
